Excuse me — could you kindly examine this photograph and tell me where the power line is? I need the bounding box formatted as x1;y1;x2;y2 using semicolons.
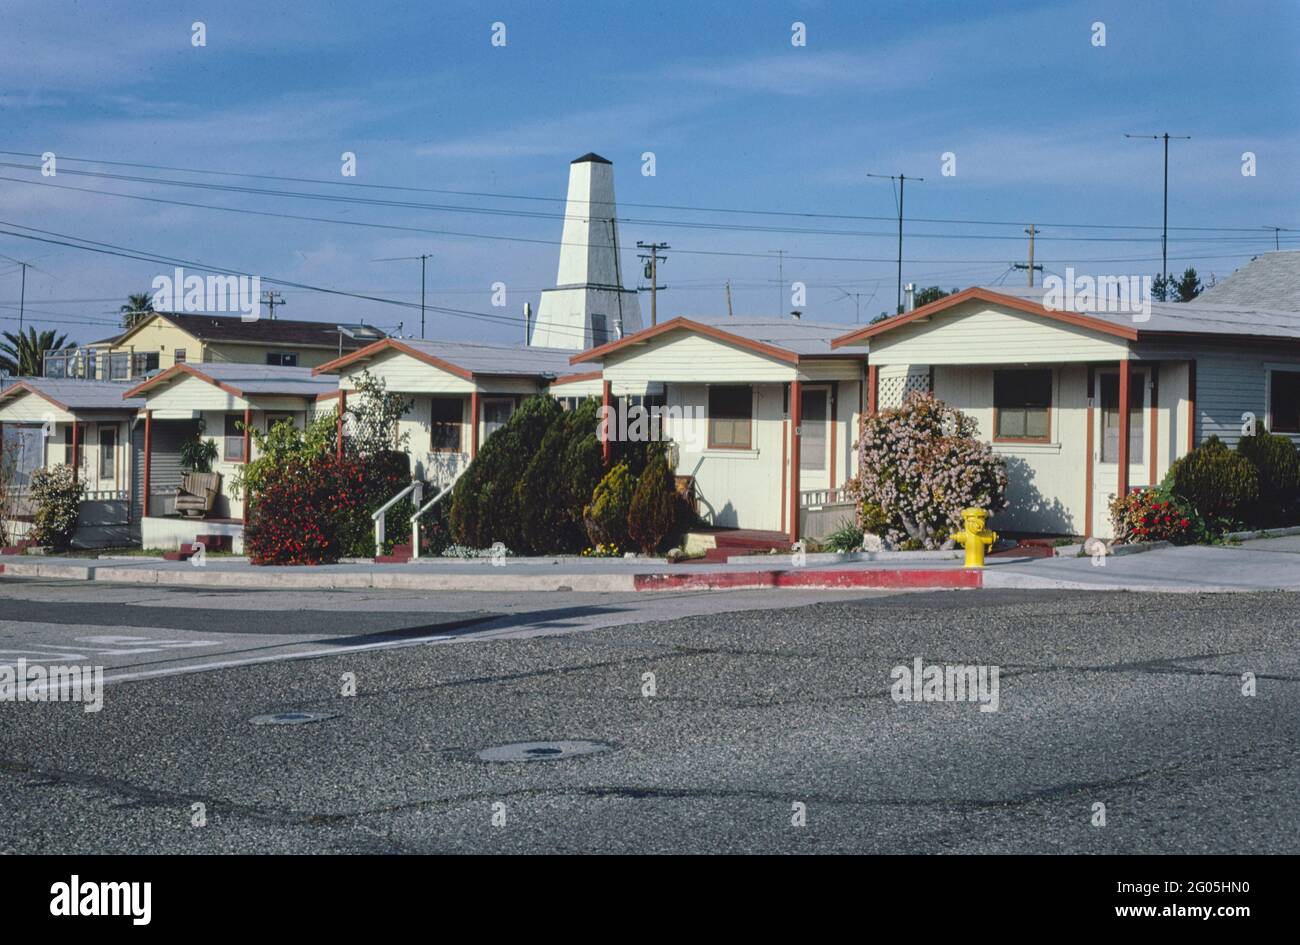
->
1;147;1290;234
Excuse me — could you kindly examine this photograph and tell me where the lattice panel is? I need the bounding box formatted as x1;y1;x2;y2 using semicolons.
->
877;367;931;409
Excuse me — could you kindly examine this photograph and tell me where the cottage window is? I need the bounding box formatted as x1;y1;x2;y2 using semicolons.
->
266;352;299;367
223;414;244;462
174;349;187;364
1099;372;1144;463
131;351;160;377
99;426;116;481
482;399;514;440
994;369;1052;442
1270;370;1300;433
708;385;753;449
430;397;463;451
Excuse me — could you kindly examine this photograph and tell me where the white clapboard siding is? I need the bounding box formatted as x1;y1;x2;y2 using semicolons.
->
868;303;1128;365
603;332;797;385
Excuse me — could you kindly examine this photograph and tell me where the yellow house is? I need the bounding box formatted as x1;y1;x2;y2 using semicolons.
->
44;312;382;381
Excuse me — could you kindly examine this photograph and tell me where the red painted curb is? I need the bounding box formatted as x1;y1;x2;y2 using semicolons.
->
634;568;983;591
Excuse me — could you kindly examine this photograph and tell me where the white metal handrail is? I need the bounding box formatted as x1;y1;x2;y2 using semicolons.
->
409;471;463;559
800;486;853;508
372;481;421;554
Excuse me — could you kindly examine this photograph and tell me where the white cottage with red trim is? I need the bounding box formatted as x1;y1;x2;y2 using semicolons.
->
569;316;868;542
831;286;1300;539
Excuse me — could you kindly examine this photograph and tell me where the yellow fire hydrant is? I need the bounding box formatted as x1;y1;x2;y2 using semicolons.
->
951;507;997;568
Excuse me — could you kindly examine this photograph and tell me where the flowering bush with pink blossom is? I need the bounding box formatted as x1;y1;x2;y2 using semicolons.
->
847;391;1007;549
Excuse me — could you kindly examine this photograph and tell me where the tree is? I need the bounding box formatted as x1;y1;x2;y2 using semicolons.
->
627;448;677;553
914;286;956;307
343;370;412;458
1173;267;1202;302
120;292;155;329
1151;274;1176;302
0;328;72;377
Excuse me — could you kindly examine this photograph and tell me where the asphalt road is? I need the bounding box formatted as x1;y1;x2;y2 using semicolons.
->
1;583;1297;854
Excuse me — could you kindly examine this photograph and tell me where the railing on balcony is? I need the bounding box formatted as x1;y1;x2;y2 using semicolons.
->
43;347;166;381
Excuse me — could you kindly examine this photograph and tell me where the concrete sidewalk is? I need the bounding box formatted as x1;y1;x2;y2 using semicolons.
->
2;537;1297;592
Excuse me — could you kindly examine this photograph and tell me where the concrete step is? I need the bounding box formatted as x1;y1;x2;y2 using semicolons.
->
0;539;33;556
161;543;199;562
375;542;414;564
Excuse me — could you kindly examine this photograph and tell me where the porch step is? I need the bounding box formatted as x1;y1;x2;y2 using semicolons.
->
375;542;414;564
988;539;1057;559
195;534;232;553
0;539;33;556
162;542;200;562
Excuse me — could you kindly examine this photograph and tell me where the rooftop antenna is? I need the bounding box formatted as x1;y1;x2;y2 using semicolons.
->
261;289;286;320
867;172;925;314
1124;133;1191;286
373;254;434;338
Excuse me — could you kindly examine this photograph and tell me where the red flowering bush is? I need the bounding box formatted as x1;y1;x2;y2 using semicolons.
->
1109;489;1201;545
847;391;1007;549
244;455;350;565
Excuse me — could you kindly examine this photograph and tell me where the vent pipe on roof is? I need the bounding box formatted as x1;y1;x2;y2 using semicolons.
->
613;314;624;339
904;283;916;313
523;302;532;345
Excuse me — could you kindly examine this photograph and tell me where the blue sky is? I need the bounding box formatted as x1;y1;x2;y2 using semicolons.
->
1;0;1297;345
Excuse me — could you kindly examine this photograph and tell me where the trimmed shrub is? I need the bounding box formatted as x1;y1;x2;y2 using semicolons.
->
1109;489;1201;545
450;395;564;551
847;391;1007;549
584;462;635;549
518;397;603;553
1237;429;1300;525
627;448;677;553
28;464;84;550
1168;436;1258;528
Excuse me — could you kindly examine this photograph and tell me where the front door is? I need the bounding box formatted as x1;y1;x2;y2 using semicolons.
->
1091;367;1151;537
799;386;830;493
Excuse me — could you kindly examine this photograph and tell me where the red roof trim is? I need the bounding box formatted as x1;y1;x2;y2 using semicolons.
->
570;317;801;365
314;338;474;380
0;380;72;412
550;370;603;386
829;287;1140;347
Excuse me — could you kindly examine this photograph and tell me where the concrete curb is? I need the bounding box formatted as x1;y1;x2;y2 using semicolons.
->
0;558;983;592
1224;525;1300;541
635;568;982;591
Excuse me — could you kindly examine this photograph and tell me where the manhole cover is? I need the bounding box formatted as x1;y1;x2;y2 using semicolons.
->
476;740;613;763
249;710;337;726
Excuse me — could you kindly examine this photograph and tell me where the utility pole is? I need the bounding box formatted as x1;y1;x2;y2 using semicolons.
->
1011;225;1044;286
1124;132;1191;284
1263;226;1285;251
373;254;433;338
17;261;27;337
261;290;286;320
725;280;734;318
868;172;924;314
636;241;669;326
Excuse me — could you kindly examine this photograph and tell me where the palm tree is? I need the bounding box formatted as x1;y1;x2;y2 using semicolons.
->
120;292;155;329
0;328;72;377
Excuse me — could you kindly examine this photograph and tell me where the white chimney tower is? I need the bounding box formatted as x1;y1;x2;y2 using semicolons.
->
530;153;642;349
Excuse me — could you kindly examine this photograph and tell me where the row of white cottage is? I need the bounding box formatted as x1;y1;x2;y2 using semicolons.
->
3;285;1300;551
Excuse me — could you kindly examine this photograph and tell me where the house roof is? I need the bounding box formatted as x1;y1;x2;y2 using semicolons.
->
831;286;1300;347
106;312;383;350
1194;250;1300;311
314;338;580;380
124;363;339;400
571;316;865;365
0;378;143;412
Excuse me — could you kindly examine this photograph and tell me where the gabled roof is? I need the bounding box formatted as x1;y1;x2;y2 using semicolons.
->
0;378;143;412
124;363;338;401
571;316;865;365
314;338;579;380
1194;250;1300;311
106;312;382;351
832;287;1141;348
